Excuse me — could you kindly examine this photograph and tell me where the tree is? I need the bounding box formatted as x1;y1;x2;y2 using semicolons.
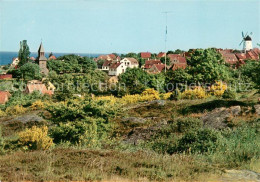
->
160;57;171;66
187;48;231;83
118;68;151;94
173;49;184;54
20;62;41;80
18;40;30;67
97;59;105;69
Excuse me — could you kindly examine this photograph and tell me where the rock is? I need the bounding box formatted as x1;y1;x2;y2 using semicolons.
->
149;100;166;106
124;120;167;145
254;104;260;115
221;169;260;181
121;117;147;124
201;106;241;129
3;111;45;125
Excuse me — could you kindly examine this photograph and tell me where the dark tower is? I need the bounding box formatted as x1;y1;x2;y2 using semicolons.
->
37;42;49;75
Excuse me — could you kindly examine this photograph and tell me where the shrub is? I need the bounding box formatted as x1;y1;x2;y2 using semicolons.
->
160;92;172;100
176;118;202;133
50;118;104;148
30;100;45;110
180;87;208;99
141;88;160;100
176;128;221;154
18;126;53;150
0;126;4;154
0;110;6;117
5;105;27;115
222;89;237;99
210;81;227;96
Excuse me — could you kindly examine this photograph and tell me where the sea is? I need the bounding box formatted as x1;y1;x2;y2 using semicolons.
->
0;52;102;66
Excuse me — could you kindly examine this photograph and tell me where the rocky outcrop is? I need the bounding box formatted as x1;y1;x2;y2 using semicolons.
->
201;106;241;129
254;104;260;115
220;169;260;181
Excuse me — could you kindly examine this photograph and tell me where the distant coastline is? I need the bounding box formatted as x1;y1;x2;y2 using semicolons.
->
0;52;104;66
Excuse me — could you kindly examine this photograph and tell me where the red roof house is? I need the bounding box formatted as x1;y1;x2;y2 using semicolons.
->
157;52;166;59
0;91;11;104
25;81;53;96
140;52;151;59
219;52;239;65
144;59;162;69
148;64;165;74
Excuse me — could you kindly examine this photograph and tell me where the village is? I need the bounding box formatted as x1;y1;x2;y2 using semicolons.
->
0;33;259;105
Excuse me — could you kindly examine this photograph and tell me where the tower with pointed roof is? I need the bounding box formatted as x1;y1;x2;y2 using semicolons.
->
36;42;49;75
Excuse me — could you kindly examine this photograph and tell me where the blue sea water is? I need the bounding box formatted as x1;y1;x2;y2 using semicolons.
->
0;52;102;65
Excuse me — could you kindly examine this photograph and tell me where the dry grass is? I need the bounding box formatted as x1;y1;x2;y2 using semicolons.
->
0;148;217;181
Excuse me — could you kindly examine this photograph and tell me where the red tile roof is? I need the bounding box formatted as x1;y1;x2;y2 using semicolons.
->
102;60;113;67
154;64;165;72
167;54;187;64
157;52;166;58
141;52;151;59
48;55;57;60
26;83;53;95
246;50;259;60
220;52;238;65
109;62;122;69
0;91;11;104
144;59;161;69
108;54;116;60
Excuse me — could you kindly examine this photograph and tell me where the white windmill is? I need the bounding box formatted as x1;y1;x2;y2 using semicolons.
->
239;31;253;52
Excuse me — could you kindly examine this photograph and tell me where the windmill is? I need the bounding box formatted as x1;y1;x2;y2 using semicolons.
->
239;31;253;52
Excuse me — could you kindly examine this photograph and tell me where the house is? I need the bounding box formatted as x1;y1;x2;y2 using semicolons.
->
102;60;113;71
246;49;259;60
11;57;19;68
0;74;12;80
108;62;125;76
219;52;239;65
36;42;49;75
167;54;187;70
25;80;53;95
157;52;166;59
29;57;36;61
95;54;118;62
144;59;162;69
148;64;165;74
120;57;139;68
140;52;151;60
0;91;11;104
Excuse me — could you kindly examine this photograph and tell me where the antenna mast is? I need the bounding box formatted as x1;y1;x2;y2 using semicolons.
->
162;11;172;73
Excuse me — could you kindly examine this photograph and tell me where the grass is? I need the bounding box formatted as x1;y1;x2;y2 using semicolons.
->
0;90;259;181
0;148;217;181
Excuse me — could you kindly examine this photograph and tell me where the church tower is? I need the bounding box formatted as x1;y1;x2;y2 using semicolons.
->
37;42;49;75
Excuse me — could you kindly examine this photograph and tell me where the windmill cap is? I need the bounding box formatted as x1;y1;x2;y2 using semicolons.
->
244;35;252;41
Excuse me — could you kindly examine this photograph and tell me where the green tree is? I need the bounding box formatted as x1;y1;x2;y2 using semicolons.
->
118;68;151;94
97;59;105;69
187;48;231;83
18;40;30;67
20;62;41;80
160;57;171;66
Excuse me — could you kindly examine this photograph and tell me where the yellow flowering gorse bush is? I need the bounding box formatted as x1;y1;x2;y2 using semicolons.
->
5;105;27;115
30;100;45;110
18;126;53;150
211;81;227;96
180;87;208;99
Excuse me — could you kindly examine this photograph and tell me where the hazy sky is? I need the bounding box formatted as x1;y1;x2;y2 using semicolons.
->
0;0;259;53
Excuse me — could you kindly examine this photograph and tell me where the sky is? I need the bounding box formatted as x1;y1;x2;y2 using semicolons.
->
0;0;259;54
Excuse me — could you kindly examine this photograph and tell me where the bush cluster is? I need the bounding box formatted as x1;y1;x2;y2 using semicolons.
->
18;126;53;150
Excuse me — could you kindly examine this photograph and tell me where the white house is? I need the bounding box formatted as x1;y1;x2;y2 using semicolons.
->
120;57;139;69
11;57;19;67
101;60;112;71
108;62;124;76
